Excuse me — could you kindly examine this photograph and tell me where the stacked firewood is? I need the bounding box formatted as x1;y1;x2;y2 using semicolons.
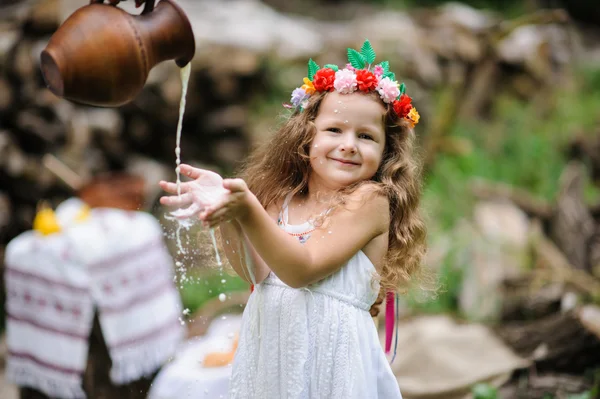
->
470;138;600;397
0;0;268;250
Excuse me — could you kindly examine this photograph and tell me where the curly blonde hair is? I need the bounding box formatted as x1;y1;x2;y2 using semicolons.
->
237;91;427;293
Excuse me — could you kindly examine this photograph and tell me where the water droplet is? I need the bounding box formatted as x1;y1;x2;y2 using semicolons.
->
221;315;227;320
175;261;182;267
334;109;339;113
328;231;332;234
219;293;227;302
228;332;235;338
344;120;348;123
221;279;226;284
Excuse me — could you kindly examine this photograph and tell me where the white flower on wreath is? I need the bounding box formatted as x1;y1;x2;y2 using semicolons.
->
291;87;310;107
333;69;358;94
376;77;400;104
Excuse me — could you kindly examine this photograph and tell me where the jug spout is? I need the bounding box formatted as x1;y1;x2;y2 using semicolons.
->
40;0;195;107
141;0;195;68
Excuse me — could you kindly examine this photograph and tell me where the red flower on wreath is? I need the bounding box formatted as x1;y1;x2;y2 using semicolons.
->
313;68;336;92
393;94;412;118
356;70;378;92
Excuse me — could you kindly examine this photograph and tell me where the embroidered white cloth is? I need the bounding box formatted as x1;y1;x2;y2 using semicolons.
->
4;200;184;398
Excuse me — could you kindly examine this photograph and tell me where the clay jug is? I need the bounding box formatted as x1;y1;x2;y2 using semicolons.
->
40;0;195;107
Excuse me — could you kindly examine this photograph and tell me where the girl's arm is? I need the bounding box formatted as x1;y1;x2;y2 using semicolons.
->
219;220;270;285
210;181;389;288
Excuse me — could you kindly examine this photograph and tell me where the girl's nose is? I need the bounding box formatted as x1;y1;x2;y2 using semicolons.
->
340;143;357;154
340;136;357;154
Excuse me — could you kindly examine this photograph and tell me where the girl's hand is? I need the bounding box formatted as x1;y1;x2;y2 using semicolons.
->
199;178;251;228
159;164;228;219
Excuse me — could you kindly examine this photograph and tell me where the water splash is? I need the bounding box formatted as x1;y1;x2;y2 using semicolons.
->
175;63;191;197
209;228;222;266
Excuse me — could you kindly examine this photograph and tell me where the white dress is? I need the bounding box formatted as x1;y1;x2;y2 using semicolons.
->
228;197;402;399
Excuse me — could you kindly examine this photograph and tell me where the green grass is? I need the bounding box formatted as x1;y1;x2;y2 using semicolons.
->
423;72;600;231
179;269;250;314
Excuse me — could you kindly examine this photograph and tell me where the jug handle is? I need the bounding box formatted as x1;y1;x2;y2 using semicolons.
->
89;0;155;14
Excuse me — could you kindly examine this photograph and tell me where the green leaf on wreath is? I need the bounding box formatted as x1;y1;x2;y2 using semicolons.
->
377;61;390;74
324;64;339;72
399;82;406;95
383;71;396;81
308;58;320;80
361;39;376;64
347;48;366;69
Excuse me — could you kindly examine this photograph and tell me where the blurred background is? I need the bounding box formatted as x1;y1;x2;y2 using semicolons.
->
1;0;600;398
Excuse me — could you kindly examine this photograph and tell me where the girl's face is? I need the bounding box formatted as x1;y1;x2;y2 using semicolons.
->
308;92;386;190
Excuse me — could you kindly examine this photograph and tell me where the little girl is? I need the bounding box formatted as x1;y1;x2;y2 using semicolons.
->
160;40;426;398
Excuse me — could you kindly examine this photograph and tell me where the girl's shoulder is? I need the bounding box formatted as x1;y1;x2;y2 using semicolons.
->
344;183;389;213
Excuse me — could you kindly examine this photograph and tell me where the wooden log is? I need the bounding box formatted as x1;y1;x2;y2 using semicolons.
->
590;226;600;279
530;220;600;298
22;0;60;35
569;132;600;185
499;372;593;399
500;277;562;322
15;107;66;151
550;161;596;272
0;76;13;112
496;309;600;374
470;178;554;221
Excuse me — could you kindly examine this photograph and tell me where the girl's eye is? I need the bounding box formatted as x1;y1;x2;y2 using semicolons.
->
327;127;342;133
359;133;374;140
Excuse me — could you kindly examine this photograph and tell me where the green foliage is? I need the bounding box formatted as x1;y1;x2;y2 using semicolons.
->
307;58;319;80
179;270;250;315
347;48;366;70
383;71;396;81
567;392;592;399
472;383;498;399
377;61;390;74
412;68;600;314
324;64;339;72
361;39;376;64
422;77;600;231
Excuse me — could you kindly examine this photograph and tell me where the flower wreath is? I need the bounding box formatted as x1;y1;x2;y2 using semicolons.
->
286;39;419;128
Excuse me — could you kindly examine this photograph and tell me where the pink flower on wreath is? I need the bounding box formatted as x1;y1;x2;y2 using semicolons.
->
333;69;358;94
376;77;400;104
373;65;384;77
345;63;356;72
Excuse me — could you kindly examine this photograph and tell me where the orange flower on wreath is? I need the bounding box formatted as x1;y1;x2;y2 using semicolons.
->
301;78;315;95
